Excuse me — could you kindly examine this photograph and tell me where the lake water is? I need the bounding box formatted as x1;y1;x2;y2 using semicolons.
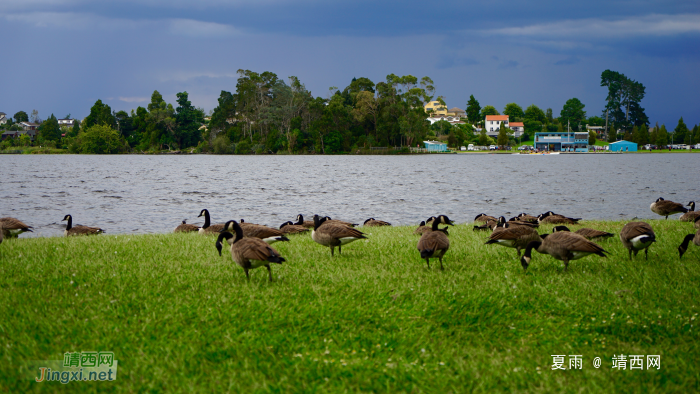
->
1;153;697;237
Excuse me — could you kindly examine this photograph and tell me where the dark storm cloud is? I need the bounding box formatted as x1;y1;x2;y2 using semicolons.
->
1;0;700;126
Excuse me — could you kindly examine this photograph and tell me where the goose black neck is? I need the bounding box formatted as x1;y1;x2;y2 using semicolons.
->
431;219;441;231
202;210;211;229
65;215;72;230
313;215;326;230
296;214;304;226
523;241;542;258
690;202;696;211
215;232;234;256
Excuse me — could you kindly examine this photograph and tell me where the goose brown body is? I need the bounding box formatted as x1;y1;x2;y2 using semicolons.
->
62;214;104;236
678;230;700;259
215;221;285;281
311;215;366;256
174;220;199;233
679;202;699;222
620;221;656;260
650;198;687;219
520;232;607;271
414;221;449;236
474;213;497;223
0;217;34;238
279;221;310;235
485;223;542;257
538;212;581;225
363;218;391;227
552;225;614;240
417;218;451;269
223;220;290;244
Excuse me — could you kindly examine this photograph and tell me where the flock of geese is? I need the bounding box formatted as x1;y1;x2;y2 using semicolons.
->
1;198;698;281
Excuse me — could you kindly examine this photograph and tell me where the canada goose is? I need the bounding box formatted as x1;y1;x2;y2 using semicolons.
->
679;201;700;222
473;219;498;231
650;197;687;219
215;221;285;281
294;214;315;228
223;220;289;244
416;218;450;270
198;209;226;235
323;216;358;227
474;213;497;223
620;221;656;260
485;222;542;257
552;225;614;240
0;217;34;238
174;219;199;233
363;218;391;227
516;213;539;223
520;232;608;271
311;214;366;256
62;214;104;236
279;221;310;235
678;229;700;259
507;217;539;228
415;221;449;236
537;212;581;225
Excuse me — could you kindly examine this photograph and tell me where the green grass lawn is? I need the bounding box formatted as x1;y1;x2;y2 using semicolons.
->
1;220;698;392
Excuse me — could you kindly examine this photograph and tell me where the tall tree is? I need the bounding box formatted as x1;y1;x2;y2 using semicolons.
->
13;111;28;123
559;98;586;130
600;69;647;129
84;99;117;129
658;124;669;146
30;109;40;123
524;104;546;123
497;121;510;147
480;105;499;119
466;95;481;124
503;103;524;120
673;117;689;145
545;108;553;123
38;114;60;141
175;91;205;149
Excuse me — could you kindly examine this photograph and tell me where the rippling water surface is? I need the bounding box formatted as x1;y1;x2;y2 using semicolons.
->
1;154;697;237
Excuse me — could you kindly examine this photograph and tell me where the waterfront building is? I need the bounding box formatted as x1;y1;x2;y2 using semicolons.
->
533;131;589;152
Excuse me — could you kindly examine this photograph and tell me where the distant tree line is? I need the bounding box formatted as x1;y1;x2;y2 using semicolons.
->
1;69;699;153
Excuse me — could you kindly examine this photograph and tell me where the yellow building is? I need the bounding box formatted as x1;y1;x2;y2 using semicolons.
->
424;101;448;116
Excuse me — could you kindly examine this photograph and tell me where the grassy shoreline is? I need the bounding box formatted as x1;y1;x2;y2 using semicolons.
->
1;219;698;392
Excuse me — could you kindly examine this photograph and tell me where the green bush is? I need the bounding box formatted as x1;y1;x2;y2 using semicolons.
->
212;134;233;154
76;125;129;154
235;139;252;154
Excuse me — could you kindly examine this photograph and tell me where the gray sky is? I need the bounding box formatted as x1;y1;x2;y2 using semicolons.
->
2;0;699;127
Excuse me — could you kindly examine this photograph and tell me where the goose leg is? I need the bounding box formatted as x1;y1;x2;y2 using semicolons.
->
266;265;272;281
439;257;444;271
425;258;431;269
245;268;250;280
339;245;342;254
628;249;632;260
563;259;569;271
645;247;649;260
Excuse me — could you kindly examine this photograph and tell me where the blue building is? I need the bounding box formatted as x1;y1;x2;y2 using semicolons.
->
609;140;637;152
533;132;589;152
423;140;448;152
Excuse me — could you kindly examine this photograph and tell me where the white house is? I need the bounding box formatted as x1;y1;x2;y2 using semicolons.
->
58;118;76;127
479;115;523;138
485;115;509;132
427;115;466;125
0;112;6;125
